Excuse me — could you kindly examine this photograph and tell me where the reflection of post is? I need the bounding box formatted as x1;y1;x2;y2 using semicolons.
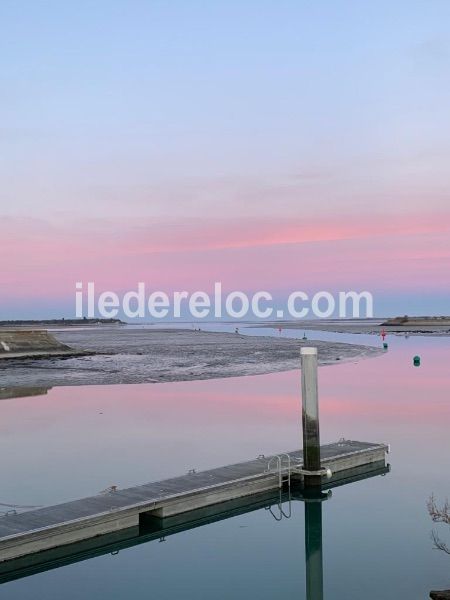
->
304;498;324;600
301;347;321;487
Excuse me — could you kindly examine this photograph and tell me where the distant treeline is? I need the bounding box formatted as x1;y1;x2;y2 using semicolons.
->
0;318;124;326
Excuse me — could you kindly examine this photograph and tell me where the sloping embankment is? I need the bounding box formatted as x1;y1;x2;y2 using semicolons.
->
0;330;87;360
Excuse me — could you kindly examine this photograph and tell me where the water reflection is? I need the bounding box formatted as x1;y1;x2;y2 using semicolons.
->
0;387;50;401
0;334;449;598
304;491;327;600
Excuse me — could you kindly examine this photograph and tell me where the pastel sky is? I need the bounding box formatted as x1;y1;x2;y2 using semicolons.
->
1;1;449;318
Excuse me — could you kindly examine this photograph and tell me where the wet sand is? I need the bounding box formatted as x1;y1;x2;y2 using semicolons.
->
0;327;382;389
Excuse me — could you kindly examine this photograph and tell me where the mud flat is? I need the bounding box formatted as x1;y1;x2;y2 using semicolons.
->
0;328;382;389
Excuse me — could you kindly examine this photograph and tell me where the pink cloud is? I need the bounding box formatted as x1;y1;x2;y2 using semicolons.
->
1;212;449;301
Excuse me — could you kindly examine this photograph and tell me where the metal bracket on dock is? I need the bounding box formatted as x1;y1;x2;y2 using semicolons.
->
295;467;333;479
264;454;333;487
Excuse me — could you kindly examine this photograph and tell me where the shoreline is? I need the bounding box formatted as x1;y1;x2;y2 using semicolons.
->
251;318;450;336
0;327;383;390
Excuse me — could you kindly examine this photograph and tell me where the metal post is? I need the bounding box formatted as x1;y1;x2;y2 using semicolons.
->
301;347;321;487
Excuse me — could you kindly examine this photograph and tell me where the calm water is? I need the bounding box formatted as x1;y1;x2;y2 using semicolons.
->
1;332;449;599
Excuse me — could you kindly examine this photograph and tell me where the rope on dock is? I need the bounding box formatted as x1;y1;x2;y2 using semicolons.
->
0;500;43;517
0;501;42;509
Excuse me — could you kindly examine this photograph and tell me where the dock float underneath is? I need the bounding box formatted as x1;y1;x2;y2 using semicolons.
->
0;440;388;566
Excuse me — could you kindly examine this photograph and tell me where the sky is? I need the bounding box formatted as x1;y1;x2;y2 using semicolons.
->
1;0;449;318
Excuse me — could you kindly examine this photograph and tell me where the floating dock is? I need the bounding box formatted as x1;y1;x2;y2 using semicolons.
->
0;440;388;567
0;456;389;585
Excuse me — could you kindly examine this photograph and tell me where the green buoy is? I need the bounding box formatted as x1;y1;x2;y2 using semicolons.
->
383;342;388;350
413;355;421;367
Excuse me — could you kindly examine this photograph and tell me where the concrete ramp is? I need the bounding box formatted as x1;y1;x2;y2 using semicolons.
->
0;331;87;360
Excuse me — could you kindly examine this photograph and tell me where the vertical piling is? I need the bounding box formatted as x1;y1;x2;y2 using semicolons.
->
301;347;321;487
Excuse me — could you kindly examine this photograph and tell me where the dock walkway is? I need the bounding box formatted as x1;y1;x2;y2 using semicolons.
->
0;440;388;563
